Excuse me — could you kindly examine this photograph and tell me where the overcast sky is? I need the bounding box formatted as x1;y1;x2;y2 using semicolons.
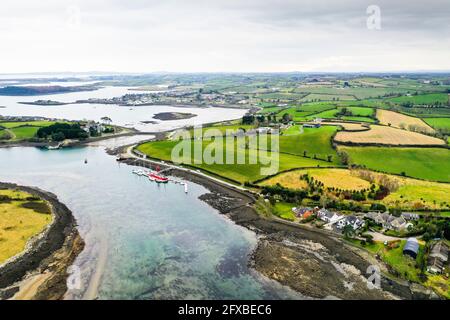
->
1;0;449;73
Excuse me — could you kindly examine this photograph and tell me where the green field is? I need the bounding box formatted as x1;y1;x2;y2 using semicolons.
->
8;126;40;140
339;146;450;182
0;120;59;141
299;93;356;102
305;108;338;119
258;106;285;114
282;125;303;135
342;106;375;117
388;93;449;106
276;126;340;162
137;137;336;184
298;106;375;122
295;86;411;99
276;103;336;121
423;118;450;131
0;121;57;129
273;202;296;221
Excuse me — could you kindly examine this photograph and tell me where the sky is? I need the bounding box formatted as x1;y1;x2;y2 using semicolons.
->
0;0;449;73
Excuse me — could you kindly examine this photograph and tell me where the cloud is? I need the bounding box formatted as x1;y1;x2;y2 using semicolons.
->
0;0;448;72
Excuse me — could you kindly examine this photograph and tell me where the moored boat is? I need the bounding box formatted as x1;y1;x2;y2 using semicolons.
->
148;172;169;183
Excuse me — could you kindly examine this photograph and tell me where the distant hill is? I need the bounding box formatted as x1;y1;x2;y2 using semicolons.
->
0;85;100;96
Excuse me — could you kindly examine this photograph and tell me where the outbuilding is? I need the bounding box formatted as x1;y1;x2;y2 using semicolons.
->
403;238;419;259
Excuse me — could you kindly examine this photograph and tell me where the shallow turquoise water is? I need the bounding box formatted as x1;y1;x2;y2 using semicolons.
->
0;146;302;299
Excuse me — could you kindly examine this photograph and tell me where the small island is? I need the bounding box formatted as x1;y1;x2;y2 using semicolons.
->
152;112;197;121
19;100;69;106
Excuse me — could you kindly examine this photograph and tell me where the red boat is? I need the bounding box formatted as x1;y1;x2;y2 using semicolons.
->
148;172;169;183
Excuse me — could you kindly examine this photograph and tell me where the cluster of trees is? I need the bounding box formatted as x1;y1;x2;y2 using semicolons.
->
242;113;292;125
37;123;88;142
261;184;307;203
336;107;353;117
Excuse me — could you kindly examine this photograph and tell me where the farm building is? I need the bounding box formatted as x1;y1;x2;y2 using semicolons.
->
403;238;419;259
427;241;449;274
401;213;420;221
292;207;315;219
303;123;321;128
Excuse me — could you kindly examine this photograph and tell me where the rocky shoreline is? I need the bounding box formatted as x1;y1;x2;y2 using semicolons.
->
117;152;438;300
0;182;84;300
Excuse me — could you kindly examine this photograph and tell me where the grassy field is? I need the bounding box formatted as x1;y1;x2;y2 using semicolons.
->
282;125;303;135
340;116;376;123
260;168;370;191
0;121;57;129
334;125;445;145
276;103;336;121
380;240;425;283
0;120;59;141
383;179;450;210
423;118;450;131
0;189;53;264
342;106;375;117
376;109;434;133
273;202;296;221
276;126;340;162
295;86;411;99
299;93;356;102
339;146;450;182
298;106;375;123
261;167;450;210
137;138;336;183
9;126;41;140
388;93;449;106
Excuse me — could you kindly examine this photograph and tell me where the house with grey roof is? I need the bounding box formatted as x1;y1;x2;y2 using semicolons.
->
365;212;410;231
427;241;449;274
317;208;341;224
336;215;365;231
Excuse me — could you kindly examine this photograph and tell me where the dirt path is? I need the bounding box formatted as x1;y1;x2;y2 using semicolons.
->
11;273;51;300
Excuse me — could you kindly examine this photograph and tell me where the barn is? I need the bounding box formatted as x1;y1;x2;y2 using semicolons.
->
403;238;419;259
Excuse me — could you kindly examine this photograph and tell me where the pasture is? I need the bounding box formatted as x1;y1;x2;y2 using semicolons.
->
137;137;336;184
388;93;449;106
338;146;450;182
423;118;450;131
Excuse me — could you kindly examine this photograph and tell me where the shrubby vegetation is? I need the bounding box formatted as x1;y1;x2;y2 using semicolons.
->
37;123;88;141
